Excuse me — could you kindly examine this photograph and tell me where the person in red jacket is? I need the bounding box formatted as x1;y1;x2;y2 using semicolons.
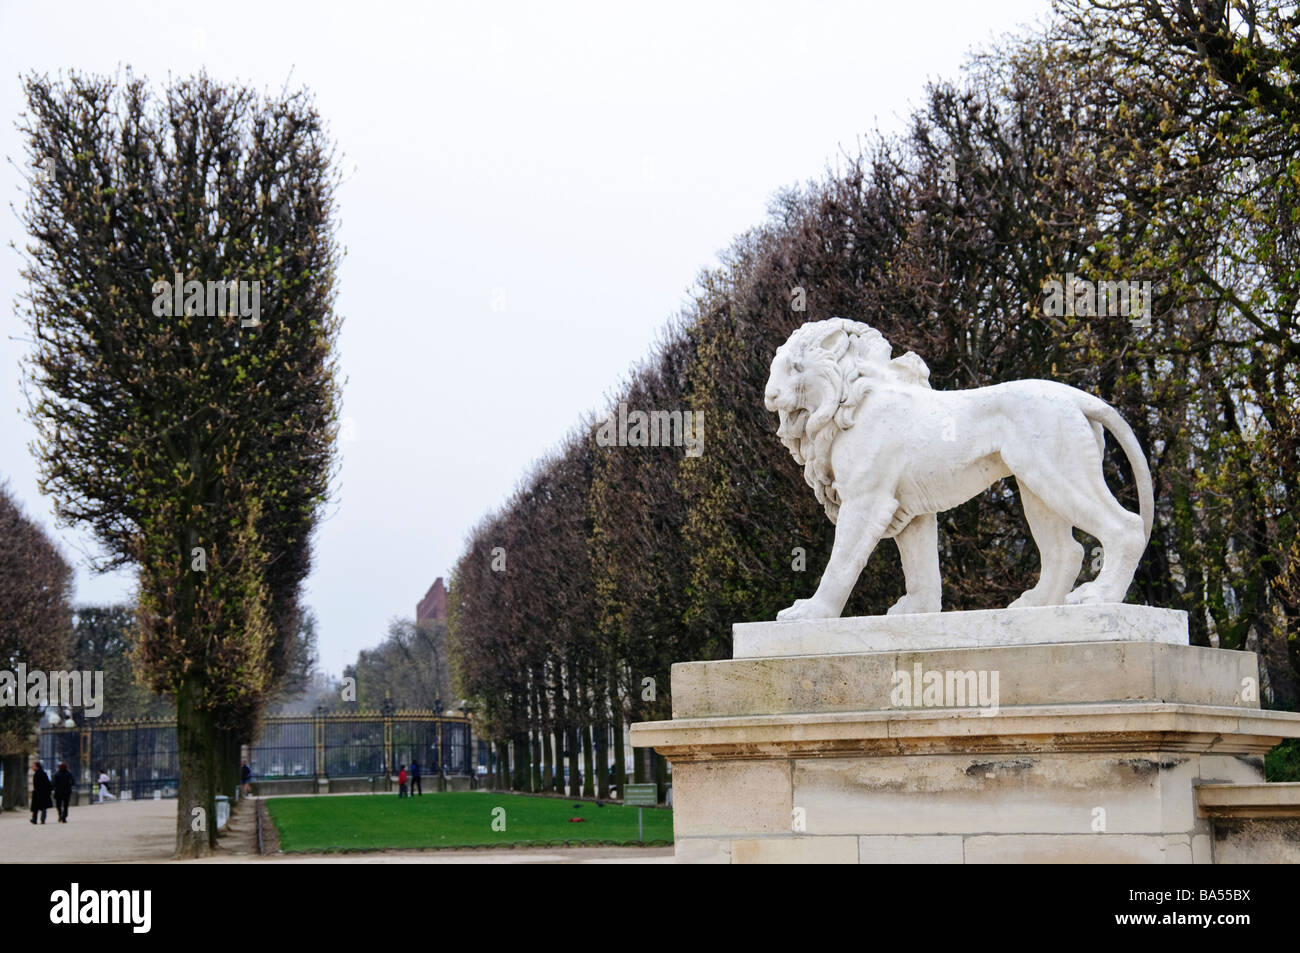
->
398;765;408;798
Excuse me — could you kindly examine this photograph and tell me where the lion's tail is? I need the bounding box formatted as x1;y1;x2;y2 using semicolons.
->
1078;395;1154;543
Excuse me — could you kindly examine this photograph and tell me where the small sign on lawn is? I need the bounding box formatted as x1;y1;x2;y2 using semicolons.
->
623;782;659;842
623;783;658;806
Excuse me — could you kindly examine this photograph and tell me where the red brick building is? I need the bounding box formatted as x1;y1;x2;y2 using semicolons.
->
416;577;447;623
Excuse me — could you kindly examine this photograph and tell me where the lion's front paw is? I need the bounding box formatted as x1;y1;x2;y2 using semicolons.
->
1065;582;1099;605
776;598;834;622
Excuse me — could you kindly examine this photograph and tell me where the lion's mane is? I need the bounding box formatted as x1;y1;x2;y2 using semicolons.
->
773;318;931;522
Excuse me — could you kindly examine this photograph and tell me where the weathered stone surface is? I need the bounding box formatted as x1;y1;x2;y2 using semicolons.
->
1196;781;1300;818
1192;833;1213;864
962;833;1191;863
730;836;858;864
858;835;964;863
673;838;731;864
633;703;1298;760
734;603;1187;657
670;760;791;837
673;640;1253;718
795;754;1170;836
1209;818;1300;863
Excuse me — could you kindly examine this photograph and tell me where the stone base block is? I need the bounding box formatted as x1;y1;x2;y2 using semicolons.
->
657;746;1264;863
672;641;1258;718
632;608;1300;864
734;604;1187;658
1196;782;1300;863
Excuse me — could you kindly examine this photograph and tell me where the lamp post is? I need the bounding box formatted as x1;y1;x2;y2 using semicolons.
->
381;694;395;778
314;705;326;780
459;699;474;779
432;696;443;777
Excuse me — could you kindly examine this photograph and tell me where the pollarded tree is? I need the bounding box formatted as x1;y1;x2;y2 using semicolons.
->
0;480;74;809
19;71;342;855
590;328;696;788
544;432;599;796
447;512;518;783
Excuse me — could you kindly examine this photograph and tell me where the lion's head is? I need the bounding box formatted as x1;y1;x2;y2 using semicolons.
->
763;318;931;521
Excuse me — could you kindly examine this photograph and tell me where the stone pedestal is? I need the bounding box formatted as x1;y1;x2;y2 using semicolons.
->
630;605;1300;863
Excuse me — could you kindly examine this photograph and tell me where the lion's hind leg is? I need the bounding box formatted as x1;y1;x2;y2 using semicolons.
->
1008;463;1144;605
1064;523;1144;604
1008;483;1082;608
1055;471;1146;605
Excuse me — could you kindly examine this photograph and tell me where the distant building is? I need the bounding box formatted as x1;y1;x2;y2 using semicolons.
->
417;577;447;623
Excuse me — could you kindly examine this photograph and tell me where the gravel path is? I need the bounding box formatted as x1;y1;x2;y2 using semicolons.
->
0;797;177;863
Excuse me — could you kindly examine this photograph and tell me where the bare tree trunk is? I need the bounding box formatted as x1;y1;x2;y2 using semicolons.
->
608;664;625;797
216;728;240;801
512;729;530;791
540;675;554;791
529;675;543;791
566;726;580;798
2;753;29;810
549;728;562;793
176;677;217;857
565;654;582;797
494;740;508;790
550;660;567;793
594;681;610;799
580;672;596;798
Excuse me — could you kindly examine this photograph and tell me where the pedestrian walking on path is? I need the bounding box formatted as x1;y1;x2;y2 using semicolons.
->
53;762;74;822
31;762;52;824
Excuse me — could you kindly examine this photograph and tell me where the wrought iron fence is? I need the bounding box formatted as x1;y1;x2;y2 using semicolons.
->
38;716;178;800
254;716;317;778
39;710;472;798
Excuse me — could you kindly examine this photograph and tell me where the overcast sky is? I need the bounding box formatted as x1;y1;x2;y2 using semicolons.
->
0;0;1051;675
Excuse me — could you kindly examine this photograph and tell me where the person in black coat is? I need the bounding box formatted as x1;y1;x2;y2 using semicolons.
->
30;762;53;825
410;759;422;796
53;762;75;823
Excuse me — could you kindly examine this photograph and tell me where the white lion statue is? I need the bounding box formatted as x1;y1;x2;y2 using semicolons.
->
764;318;1153;620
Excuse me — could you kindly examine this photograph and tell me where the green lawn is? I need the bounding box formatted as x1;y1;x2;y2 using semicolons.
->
265;792;674;852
